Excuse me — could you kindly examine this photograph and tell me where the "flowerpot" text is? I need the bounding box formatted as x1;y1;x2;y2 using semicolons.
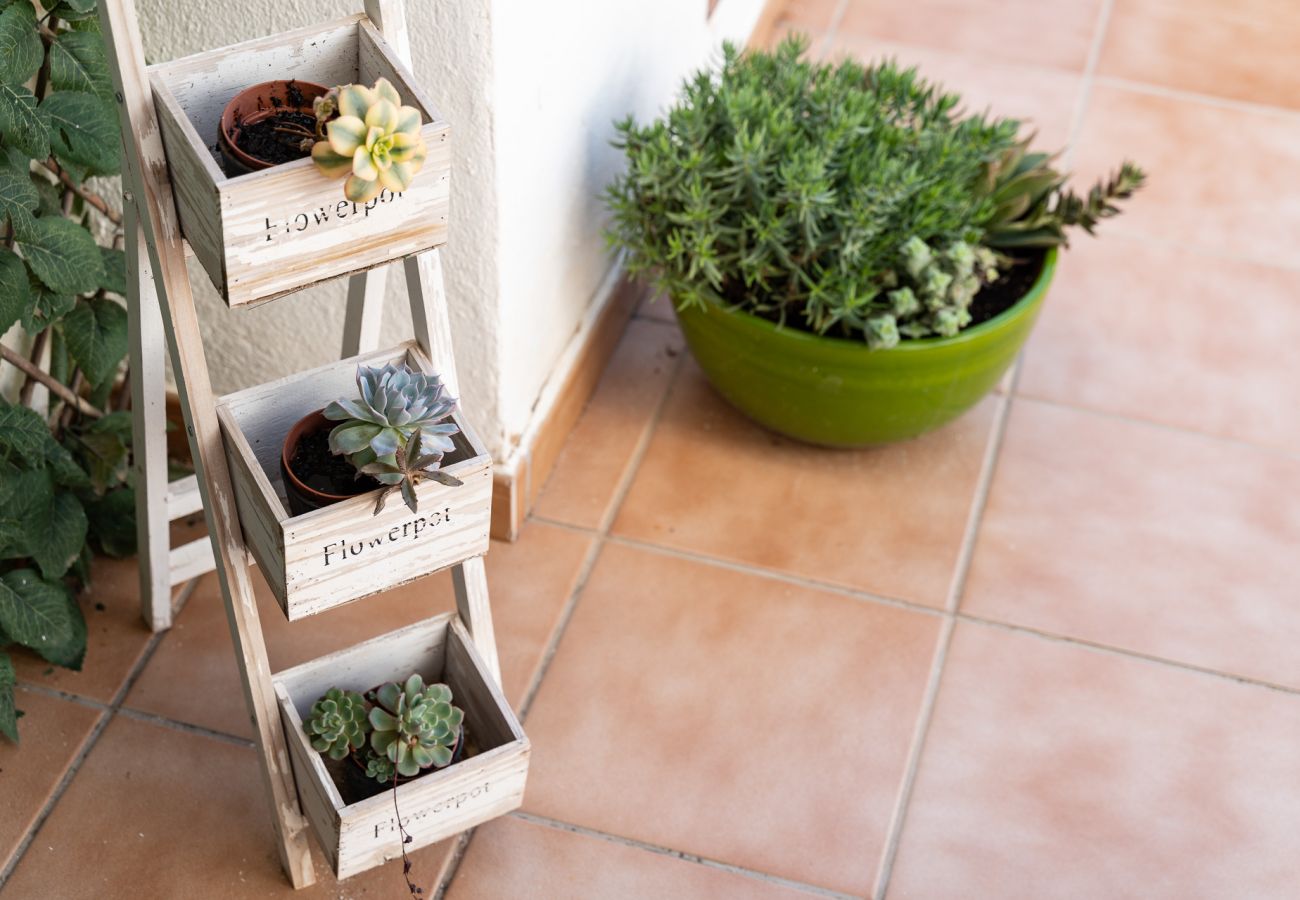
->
262;189;405;242
320;506;452;568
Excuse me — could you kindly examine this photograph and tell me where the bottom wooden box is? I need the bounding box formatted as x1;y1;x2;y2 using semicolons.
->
273;614;529;880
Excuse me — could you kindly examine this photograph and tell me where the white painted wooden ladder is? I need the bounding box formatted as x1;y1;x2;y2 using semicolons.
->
101;0;507;887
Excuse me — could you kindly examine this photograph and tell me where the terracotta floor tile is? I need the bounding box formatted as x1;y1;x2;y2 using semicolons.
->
755;0;841;48
889;622;1300;898
535;319;683;529
521;543;940;895
964;399;1300;687
1;714;454;897
838;0;1102;72
448;815;823;899
12;555;156;704
825;35;1083;151
1020;236;1300;451
0;689;101;873
1098;0;1300;111
634;292;675;325
1071;84;1300;268
125;522;591;739
614;361;997;607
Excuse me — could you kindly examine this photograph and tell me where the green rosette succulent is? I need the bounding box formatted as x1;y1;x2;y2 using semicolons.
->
305;688;369;761
310;77;428;202
364;750;397;784
368;674;464;778
325;363;459;468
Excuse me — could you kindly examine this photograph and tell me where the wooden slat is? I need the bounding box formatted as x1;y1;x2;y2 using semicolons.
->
165;473;205;519
340;268;387;357
168;536;216;586
127;206;173;631
452;557;501;686
99;0;315;887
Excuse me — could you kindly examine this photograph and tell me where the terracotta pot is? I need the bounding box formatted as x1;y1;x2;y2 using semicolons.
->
219;79;329;174
279;410;373;516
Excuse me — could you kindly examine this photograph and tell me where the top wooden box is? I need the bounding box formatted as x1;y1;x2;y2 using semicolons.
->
148;15;450;308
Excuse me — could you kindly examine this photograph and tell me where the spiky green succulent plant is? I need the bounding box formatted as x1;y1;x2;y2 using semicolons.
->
310;77;428;202
305;688;369;761
981;135;1146;249
368;675;464;778
324;363;463;514
367;429;464;516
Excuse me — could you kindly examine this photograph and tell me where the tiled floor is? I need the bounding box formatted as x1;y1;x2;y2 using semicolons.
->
5;1;1300;897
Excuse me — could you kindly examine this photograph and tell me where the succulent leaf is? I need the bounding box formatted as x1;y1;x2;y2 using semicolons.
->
304;688;369;761
311;77;427;200
366;676;464;778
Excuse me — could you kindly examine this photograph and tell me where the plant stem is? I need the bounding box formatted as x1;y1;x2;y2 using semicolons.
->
391;777;423;896
17;330;49;405
43;160;123;226
1;343;104;419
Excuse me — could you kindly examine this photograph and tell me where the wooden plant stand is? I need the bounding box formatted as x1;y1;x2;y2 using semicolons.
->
102;0;529;887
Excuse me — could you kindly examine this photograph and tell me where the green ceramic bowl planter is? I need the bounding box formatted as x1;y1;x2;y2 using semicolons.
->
675;250;1057;446
604;37;1142;446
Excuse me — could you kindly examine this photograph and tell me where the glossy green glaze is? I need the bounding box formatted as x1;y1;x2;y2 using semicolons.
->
673;249;1057;446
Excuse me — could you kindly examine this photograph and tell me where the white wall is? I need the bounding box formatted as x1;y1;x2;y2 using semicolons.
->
130;0;762;459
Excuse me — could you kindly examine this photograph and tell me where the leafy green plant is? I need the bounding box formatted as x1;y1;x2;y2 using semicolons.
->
604;35;1142;345
309;77;427;203
324;362;463;515
0;1;131;744
368;675;463;777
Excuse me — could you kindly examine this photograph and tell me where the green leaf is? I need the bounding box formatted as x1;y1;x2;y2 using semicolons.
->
74;413;131;492
0;464;53;558
0;569;74;651
0;401;54;458
0;3;43;87
42;91;120;178
0;654;19;744
99;247;125;295
0;84;50;160
0;247;30;334
21;273;76;334
51;0;99;21
85;484;135;557
0;161;39;228
30;490;87;580
63;297;127;387
49;31;112;101
33;592;85;670
15;215;105;296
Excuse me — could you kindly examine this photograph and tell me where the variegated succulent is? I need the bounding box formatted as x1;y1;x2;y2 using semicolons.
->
310;77;428;202
368;675;464;778
305;688;369;761
324;363;463;515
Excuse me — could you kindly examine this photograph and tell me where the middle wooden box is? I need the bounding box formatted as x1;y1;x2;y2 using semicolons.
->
215;343;491;620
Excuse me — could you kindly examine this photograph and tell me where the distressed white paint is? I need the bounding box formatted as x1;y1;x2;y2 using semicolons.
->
134;0;762;459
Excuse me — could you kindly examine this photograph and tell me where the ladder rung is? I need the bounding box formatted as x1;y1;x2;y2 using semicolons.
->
165;474;204;520
168;536;215;586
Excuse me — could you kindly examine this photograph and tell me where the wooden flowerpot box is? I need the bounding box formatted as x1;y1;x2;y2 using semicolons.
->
148;14;450;308
214;343;491;621
274;614;529;880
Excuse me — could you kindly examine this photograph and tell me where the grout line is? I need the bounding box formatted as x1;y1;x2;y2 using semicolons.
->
441;345;689;895
1093;74;1300;122
115;708;255;748
816;0;853;59
603;530;945;620
1061;0;1114;169
1008;390;1300;462
0;585;186;888
871;386;1016;898
512;811;859;900
957;613;1300;698
870;615;956;899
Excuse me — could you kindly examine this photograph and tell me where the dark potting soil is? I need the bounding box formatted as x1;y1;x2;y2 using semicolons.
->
288;426;379;497
966;248;1047;328
233;109;316;165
